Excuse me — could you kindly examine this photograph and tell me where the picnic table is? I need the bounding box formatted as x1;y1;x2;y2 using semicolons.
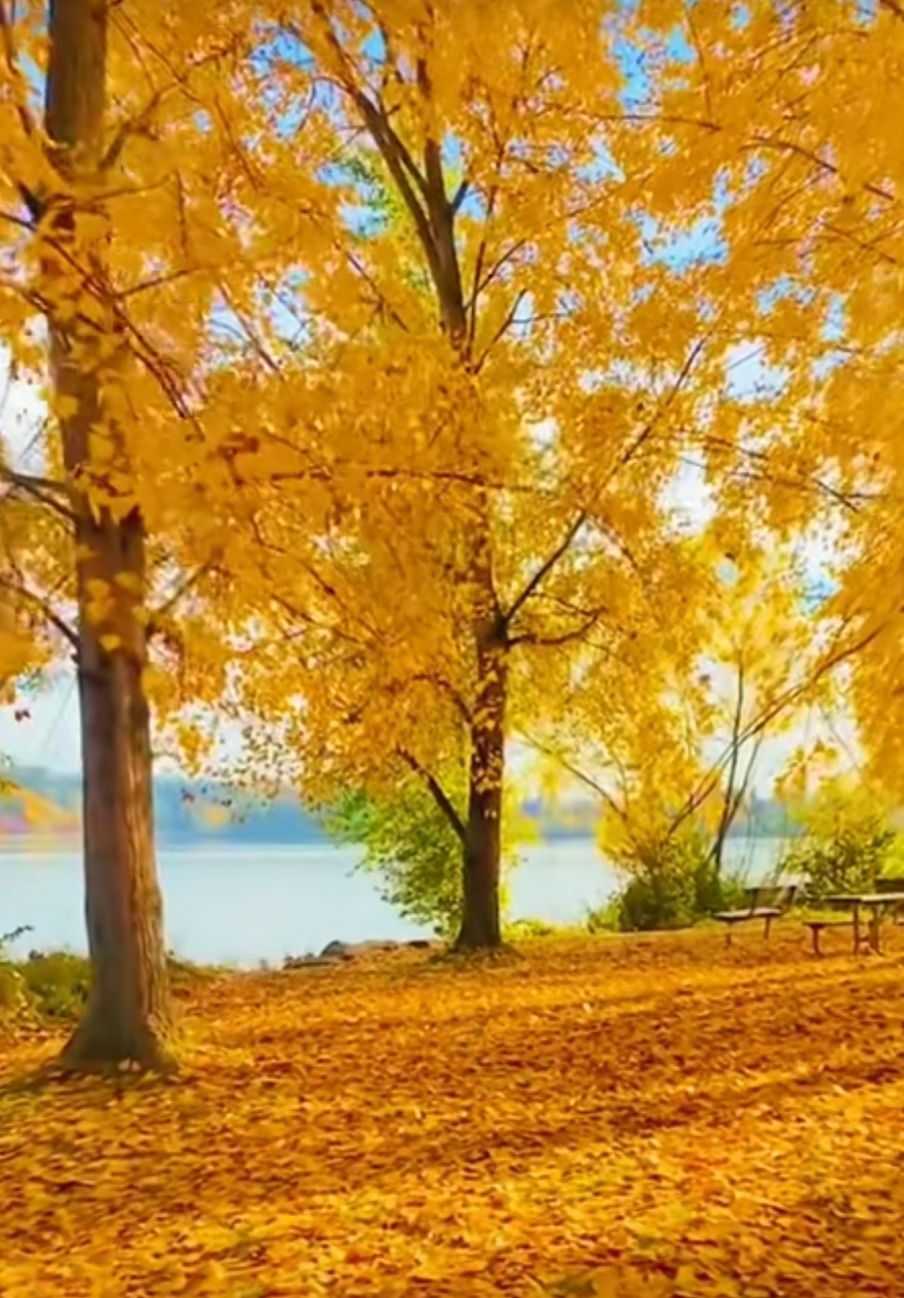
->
818;890;904;955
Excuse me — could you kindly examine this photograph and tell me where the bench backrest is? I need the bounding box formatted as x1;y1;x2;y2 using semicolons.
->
876;877;904;894
744;883;798;913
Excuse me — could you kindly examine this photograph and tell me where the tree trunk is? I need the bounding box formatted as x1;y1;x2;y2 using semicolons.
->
61;507;174;1069
45;0;174;1068
456;635;507;950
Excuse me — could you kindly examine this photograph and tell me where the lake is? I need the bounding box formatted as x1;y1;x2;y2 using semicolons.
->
0;837;788;966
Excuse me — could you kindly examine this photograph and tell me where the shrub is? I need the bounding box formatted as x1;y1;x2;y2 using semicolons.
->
611;830;711;932
18;951;91;1019
328;784;466;938
326;775;522;939
585;897;620;934
587;830;751;935
505;917;556;940
0;962;27;1011
616;869;696;932
780;779;897;903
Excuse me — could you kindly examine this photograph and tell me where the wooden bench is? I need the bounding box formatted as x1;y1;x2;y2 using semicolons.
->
803;917;855;956
715;884;797;946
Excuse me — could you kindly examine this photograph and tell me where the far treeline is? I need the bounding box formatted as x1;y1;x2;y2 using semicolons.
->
0;768;793;844
2;1;903;1067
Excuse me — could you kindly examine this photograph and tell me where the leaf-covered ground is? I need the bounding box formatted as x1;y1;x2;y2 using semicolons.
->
2;927;904;1297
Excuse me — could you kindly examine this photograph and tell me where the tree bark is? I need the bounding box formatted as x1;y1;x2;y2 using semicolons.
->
44;0;174;1068
456;631;507;950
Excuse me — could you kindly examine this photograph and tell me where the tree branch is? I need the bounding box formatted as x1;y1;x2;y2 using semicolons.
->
305;7;438;276
504;511;587;628
408;672;472;722
101;84;168;172
0;468;77;522
0;575;78;648
520;732;627;823
147;553;221;634
450;179;469;213
398;748;467;843
509;603;607;649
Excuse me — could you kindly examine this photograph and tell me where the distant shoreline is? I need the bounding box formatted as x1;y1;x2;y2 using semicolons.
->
0;828;794;855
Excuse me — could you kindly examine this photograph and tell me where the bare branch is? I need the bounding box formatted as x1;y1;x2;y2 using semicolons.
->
0;575;78;648
398;748;466;842
450;179;469;213
510;603;607;649
0;467;77;522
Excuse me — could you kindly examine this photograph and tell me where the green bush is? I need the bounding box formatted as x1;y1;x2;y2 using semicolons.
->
326;774;521;940
617;869;696;932
0;930;91;1021
328;783;465;938
0;962;27;1011
785;836;892;904
18;951;91;1018
504;917;556;940
780;780;897;903
585;897;620;933
613;831;705;932
587;831;751;934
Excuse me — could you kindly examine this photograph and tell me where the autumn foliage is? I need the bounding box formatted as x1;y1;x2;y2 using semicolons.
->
3;931;904;1297
0;0;904;1081
3;1;904;1289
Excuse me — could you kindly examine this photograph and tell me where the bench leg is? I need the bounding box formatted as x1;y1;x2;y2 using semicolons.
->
811;927;822;957
763;915;773;940
724;924;733;948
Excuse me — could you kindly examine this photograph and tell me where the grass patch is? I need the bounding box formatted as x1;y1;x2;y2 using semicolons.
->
0;948;223;1024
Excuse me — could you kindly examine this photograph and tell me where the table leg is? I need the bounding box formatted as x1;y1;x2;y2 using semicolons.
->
853;904;861;954
869;907;884;955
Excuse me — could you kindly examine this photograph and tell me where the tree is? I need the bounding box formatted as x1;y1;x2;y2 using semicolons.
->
202;0;754;950
530;541;823;911
0;0;271;1065
626;0;904;800
35;0;173;1067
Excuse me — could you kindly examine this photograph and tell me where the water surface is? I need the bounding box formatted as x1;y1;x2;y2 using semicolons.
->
0;837;785;966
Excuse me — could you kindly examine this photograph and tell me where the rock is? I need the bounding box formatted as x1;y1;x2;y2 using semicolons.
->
286;939;424;970
320;940;354;960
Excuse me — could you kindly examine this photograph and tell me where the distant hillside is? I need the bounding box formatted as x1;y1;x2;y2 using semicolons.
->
1;767;793;846
1;767;330;846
